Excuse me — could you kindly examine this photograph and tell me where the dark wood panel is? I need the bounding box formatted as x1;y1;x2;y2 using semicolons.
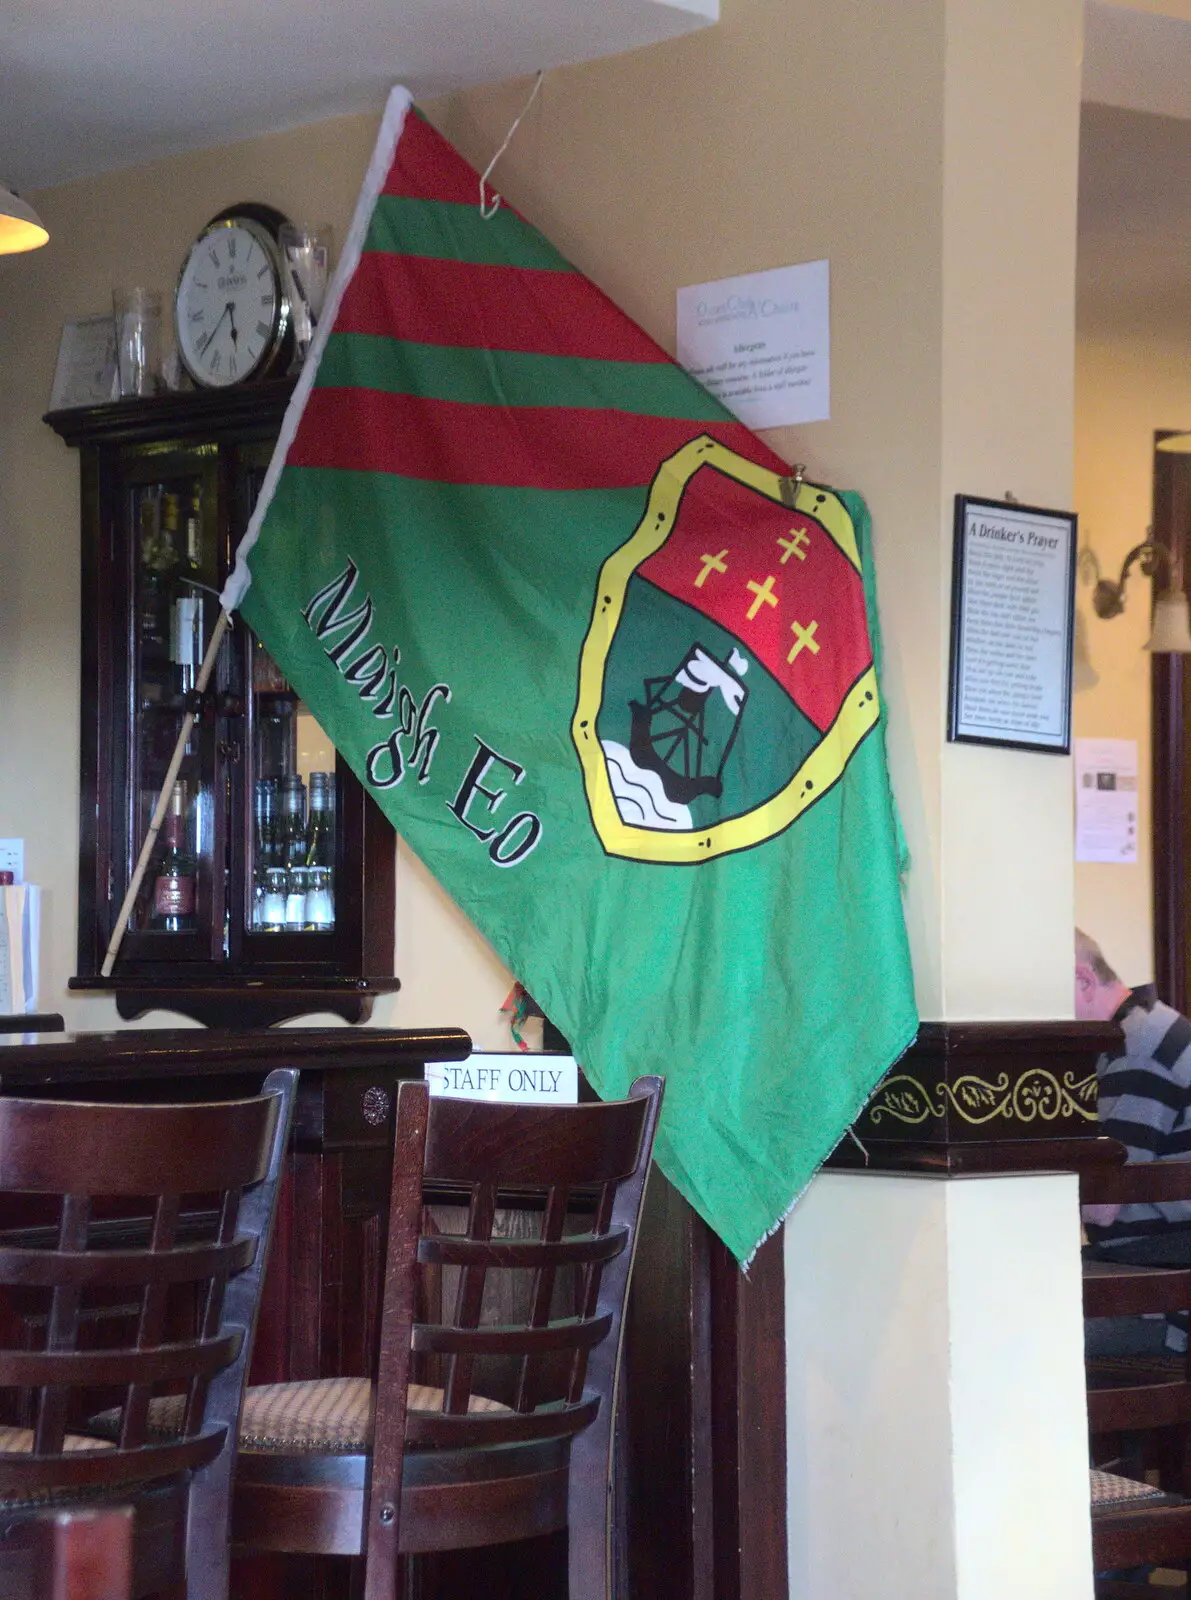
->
835;1019;1117;1171
1152;431;1191;1015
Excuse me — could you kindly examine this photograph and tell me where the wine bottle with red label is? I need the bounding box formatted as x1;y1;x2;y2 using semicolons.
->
149;780;197;933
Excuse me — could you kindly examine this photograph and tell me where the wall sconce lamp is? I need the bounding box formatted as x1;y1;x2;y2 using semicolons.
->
0;182;47;255
1082;537;1191;653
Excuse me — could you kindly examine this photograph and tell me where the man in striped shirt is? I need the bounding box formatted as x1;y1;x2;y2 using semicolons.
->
1077;928;1191;1354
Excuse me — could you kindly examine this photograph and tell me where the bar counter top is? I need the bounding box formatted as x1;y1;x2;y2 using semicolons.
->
0;1025;473;1088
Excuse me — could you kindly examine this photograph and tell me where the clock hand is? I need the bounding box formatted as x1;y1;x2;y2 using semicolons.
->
227;301;239;348
202;302;232;351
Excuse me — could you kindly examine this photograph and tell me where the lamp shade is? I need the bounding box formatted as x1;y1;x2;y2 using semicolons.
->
0;184;47;254
1146;592;1191;654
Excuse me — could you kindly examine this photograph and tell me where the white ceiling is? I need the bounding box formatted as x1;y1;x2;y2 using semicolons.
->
1080;3;1191;326
1;0;715;194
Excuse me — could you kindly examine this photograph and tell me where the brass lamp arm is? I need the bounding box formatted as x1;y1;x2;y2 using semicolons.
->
1091;539;1173;619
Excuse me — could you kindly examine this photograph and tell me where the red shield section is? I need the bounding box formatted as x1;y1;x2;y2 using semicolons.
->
637;464;873;734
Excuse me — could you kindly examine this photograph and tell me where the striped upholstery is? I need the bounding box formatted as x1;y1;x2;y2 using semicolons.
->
0;1428;109;1456
1091;1468;1179;1510
94;1375;509;1454
0;1427;115;1509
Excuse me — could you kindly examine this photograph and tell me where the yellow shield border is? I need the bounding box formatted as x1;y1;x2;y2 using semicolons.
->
570;435;881;864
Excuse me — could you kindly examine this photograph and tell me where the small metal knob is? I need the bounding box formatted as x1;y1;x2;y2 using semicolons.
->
361;1086;391;1126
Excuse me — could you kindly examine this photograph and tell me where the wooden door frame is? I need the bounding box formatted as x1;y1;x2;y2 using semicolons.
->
1150;430;1190;1012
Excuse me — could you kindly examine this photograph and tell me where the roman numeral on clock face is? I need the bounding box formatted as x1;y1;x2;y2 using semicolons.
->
256;320;270;341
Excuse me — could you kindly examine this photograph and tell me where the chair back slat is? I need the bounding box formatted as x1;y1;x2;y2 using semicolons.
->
443;1182;497;1414
119;1194;180;1452
422;1097;652;1189
0;1067;295;1584
1082;1155;1191;1206
0;1096;283;1196
1083;1145;1191;1574
416;1229;626;1271
515;1185;570;1412
34;1197;91;1459
360;1073;663;1600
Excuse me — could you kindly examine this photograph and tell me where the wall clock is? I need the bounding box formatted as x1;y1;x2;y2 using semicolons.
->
174;203;292;388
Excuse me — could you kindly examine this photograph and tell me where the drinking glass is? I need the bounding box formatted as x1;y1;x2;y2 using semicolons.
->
278;224;332;371
112;287;162;397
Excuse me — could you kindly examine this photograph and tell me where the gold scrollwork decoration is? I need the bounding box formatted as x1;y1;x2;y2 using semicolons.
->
863;1066;1099;1127
865;1075;946;1126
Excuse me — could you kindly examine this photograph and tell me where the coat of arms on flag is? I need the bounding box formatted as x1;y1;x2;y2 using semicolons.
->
575;436;878;862
221;86;918;1263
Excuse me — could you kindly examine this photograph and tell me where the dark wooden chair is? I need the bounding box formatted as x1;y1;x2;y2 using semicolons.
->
0;1068;296;1600
1081;1155;1191;1590
230;1074;663;1600
29;1507;133;1600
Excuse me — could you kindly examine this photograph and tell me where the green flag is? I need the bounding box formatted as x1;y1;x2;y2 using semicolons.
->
223;87;918;1262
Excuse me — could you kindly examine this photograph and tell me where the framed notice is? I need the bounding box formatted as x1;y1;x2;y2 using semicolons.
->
947;494;1077;753
48;314;118;411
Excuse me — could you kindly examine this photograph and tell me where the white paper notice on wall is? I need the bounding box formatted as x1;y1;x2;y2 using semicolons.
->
676;260;830;430
0;885;41;1014
426;1053;579;1105
1074;738;1138;864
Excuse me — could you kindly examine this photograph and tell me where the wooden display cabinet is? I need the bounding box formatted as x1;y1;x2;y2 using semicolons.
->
46;381;397;1026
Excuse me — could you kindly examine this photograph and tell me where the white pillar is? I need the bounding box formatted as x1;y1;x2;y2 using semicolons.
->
785;1171;1092;1599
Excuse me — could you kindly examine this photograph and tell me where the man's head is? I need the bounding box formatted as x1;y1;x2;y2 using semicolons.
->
1075;928;1131;1021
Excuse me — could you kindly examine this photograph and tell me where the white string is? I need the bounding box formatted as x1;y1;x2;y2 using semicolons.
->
479;71;545;220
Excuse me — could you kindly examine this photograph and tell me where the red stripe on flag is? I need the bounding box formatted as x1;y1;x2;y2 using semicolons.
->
337;251;670;366
383;111;487;206
287;387;785;491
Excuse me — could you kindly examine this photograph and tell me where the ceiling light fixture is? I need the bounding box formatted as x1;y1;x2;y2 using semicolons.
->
0;182;48;254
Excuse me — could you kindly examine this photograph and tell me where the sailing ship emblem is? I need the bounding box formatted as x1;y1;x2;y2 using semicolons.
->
572;436;882;864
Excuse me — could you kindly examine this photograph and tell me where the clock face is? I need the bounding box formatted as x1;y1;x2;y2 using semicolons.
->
175;219;286;388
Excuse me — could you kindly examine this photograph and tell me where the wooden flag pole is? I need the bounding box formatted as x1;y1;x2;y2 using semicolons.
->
100;609;233;978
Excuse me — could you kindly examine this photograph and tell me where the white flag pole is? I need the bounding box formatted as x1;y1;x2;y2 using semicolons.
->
99;609;232;978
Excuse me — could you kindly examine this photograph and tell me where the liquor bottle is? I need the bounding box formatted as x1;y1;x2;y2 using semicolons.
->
168;490;203;698
279;774;308;868
149;780;197;932
251;778;279;929
303;772;336;929
278;774;308;930
183;486;203;579
138;492;176;648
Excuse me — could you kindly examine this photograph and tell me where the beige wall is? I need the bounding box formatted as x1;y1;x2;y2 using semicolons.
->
0;0;1081;1038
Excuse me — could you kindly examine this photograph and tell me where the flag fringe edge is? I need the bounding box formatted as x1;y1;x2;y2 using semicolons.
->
737;1019;919;1274
220;83;415;614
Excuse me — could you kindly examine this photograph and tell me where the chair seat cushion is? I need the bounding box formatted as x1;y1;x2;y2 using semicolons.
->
95;1376;510;1455
1090;1467;1183;1511
0;1428;111;1457
0;1426;117;1509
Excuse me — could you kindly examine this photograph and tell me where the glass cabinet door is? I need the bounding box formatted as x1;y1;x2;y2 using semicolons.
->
121;450;227;960
245;638;339;939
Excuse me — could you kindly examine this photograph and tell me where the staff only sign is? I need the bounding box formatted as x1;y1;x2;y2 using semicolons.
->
219;87;917;1263
427;1054;580;1105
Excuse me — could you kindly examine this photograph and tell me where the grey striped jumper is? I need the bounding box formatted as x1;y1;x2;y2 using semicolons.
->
1088;992;1191;1349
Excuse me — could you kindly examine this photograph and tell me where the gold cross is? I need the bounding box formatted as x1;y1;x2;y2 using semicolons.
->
696;549;729;588
787;619;821;663
777;527;811;564
745;575;779;621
